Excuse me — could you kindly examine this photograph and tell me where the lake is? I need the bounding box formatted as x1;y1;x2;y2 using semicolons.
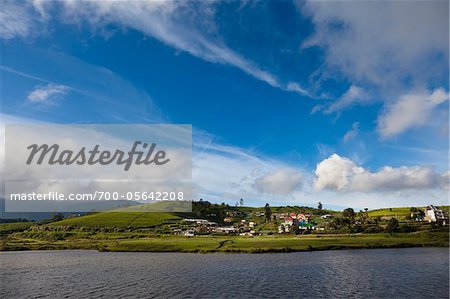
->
1;248;448;298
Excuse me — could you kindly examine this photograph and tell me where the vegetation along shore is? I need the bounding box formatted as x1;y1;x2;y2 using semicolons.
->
1;201;448;253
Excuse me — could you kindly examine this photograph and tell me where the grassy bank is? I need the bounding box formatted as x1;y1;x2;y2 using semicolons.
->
1;231;448;253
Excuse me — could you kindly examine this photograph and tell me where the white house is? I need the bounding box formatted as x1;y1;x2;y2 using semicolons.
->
184;230;195;237
424;205;448;224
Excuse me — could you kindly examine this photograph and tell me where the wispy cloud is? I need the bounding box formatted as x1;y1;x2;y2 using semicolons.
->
1;49;166;123
301;0;449;137
0;1;35;39
0;65;52;83
27;83;70;104
301;0;448;90
312;85;370;115
377;88;449;139
343;122;360;143
1;1;310;97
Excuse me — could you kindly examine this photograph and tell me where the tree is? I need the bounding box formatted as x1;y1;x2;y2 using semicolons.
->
240;198;244;207
318;202;323;210
386;218;399;233
343;208;356;220
52;213;64;222
417;209;425;219
264;203;272;223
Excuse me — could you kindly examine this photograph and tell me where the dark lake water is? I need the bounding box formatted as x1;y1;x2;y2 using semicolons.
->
1;248;448;298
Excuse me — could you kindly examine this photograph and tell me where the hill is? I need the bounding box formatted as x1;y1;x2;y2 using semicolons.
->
368;206;449;218
48;211;183;229
9;201;448;229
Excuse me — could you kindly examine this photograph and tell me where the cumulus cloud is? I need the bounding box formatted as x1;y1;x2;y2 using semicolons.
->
255;168;303;195
314;153;447;192
377;88;449;139
27;83;70;104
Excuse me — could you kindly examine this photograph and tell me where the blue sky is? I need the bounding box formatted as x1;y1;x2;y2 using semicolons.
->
1;0;449;209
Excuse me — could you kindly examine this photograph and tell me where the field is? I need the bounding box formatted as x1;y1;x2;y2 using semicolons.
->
48;212;182;228
368;206;449;218
1;203;448;253
1;232;448;253
0;222;33;235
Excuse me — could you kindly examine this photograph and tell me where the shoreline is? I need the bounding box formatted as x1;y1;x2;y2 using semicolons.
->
1;245;448;254
2;232;448;253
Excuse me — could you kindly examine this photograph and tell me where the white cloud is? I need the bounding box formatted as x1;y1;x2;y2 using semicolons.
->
301;1;448;89
343;122;359;143
1;113;448;209
0;1;35;39
2;1;309;97
255;168;303;195
302;1;449;137
192;140;307;203
377;88;449;139
27;83;70;103
61;1;309;96
327;85;370;114
314;153;447;192
312;85;370;114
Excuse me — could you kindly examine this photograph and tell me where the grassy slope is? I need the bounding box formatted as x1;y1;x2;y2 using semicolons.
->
2;232;448;253
0;222;33;234
48;212;182;228
43;204;449;229
368;206;450;218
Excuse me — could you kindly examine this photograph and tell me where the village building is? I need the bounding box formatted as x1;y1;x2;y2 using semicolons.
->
184;230;195;237
214;227;239;235
424;205;448;225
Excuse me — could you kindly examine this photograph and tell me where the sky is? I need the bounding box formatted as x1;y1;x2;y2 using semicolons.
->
0;0;449;210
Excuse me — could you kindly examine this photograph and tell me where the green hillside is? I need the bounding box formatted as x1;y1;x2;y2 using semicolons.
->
48;211;182;228
0;222;33;234
368;206;449;218
38;203;449;229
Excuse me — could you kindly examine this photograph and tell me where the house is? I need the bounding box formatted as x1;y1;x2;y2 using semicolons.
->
184;219;209;225
320;214;334;219
214;227;239;234
272;213;284;220
184;230;195;237
249;221;255;228
224;217;234;223
283;217;294;226
299;223;315;230
278;224;289;233
278;217;294;233
424;205;448;225
297;213;312;223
